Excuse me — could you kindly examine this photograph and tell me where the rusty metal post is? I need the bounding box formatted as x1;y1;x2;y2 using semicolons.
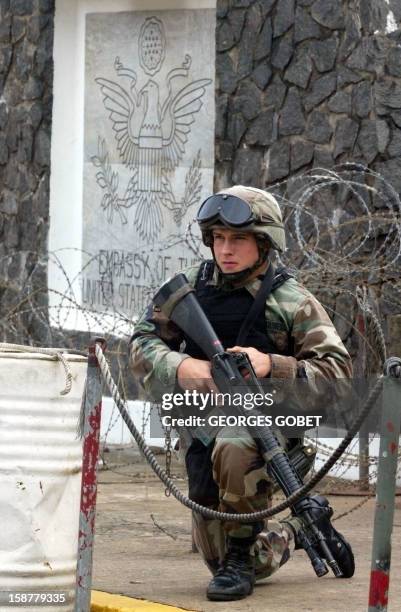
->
75;339;105;612
368;357;401;612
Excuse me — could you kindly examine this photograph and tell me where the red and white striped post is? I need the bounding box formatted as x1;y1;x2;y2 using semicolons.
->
75;339;105;612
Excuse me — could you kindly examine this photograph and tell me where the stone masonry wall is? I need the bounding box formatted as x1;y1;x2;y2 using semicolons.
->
215;0;401;359
0;0;54;342
215;0;401;191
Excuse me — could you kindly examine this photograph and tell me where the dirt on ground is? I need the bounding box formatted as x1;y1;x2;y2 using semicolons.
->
92;448;401;612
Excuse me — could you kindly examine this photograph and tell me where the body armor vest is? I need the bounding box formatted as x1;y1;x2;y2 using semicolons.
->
183;261;292;360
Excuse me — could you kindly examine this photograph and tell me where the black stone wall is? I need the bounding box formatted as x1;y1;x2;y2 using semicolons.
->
215;0;401;361
215;0;401;191
0;0;54;342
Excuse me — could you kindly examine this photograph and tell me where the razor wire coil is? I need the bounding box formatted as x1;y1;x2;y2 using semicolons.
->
2;163;401;517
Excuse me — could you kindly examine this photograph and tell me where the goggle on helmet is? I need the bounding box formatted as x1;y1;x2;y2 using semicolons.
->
196;191;286;252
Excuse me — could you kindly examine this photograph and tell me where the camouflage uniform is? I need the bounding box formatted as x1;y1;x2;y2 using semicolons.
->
130;263;352;580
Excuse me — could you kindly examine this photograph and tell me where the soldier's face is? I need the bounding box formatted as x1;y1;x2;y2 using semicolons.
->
212;228;259;274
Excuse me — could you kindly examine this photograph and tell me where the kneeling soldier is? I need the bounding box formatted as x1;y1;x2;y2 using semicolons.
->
130;186;355;601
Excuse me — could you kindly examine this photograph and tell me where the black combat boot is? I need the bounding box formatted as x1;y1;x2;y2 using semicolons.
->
206;537;256;601
282;494;355;578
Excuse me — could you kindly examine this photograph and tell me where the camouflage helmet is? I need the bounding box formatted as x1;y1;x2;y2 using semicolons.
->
197;185;286;252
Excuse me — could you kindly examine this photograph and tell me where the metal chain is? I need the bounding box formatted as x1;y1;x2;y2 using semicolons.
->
307;437;382;464
155;403;173;495
141;403;148;437
319;414;401;521
141;401;153;437
333;494;374;522
164;422;173;497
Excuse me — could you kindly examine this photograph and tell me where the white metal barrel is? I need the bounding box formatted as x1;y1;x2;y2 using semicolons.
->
0;349;87;611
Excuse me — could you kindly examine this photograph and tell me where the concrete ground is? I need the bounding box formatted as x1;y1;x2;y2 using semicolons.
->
92;449;401;612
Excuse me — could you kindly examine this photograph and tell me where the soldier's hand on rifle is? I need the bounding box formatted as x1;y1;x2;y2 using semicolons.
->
176;357;219;393
227;346;272;378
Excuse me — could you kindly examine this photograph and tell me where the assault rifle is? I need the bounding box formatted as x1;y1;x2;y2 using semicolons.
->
154;273;342;578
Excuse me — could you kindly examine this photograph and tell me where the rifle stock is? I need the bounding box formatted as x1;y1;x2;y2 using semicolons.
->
154;273;224;359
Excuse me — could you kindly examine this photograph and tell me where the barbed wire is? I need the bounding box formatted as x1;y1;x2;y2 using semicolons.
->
1;164;400;496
